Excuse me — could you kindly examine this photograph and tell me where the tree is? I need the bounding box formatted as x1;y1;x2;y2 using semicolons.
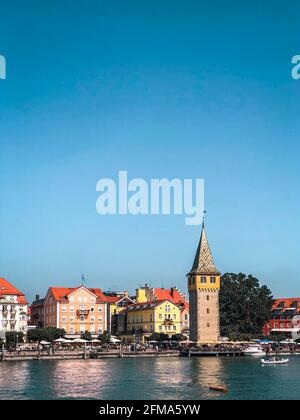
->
171;334;187;342
97;331;111;344
148;333;169;342
5;332;24;349
81;331;92;341
27;327;66;343
220;273;273;338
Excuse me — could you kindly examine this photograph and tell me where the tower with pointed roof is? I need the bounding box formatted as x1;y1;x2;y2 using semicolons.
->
187;222;220;343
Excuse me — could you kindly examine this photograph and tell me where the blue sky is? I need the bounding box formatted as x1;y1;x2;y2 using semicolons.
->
0;0;299;302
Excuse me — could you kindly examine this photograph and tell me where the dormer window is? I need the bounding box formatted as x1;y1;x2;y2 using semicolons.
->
201;276;206;283
210;276;216;284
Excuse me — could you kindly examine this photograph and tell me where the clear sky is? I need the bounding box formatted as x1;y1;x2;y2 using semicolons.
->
0;0;299;302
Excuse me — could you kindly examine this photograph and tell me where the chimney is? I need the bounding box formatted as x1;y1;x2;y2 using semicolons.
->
35;294;40;301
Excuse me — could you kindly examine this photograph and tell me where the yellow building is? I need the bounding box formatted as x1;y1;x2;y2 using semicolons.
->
126;299;181;337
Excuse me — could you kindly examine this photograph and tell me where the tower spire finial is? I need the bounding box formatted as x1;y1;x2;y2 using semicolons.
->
202;210;206;228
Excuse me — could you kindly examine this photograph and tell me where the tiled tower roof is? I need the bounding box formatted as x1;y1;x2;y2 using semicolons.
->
188;223;219;275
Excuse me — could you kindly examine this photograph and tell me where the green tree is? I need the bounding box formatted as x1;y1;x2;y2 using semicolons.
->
5;332;24;349
170;334;187;341
27;327;66;343
220;273;273;338
97;331;111;344
81;331;92;341
148;333;169;342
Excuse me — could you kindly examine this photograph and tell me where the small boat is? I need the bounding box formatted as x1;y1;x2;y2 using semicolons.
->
209;385;228;393
260;357;289;365
243;344;265;356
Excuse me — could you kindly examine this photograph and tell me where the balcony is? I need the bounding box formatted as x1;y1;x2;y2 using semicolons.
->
76;309;90;316
163;319;174;326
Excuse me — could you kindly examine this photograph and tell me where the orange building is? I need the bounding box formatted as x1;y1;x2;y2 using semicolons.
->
43;286;107;337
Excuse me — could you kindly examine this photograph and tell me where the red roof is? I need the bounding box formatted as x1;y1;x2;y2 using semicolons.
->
103;295;120;304
273;298;300;310
0;278;28;304
49;286;107;303
153;288;189;310
126;299;174;311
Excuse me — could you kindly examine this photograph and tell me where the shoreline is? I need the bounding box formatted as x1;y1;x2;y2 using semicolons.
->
1;350;300;362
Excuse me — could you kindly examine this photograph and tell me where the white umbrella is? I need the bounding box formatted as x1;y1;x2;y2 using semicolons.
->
110;337;121;343
55;338;67;343
179;340;195;344
40;341;51;345
73;338;89;343
91;339;100;343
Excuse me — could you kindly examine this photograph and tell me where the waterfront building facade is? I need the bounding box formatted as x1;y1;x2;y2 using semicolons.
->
43;286;107;336
263;298;300;338
0;278;28;334
187;223;221;343
104;291;135;334
30;295;45;327
126;299;182;337
135;284;189;335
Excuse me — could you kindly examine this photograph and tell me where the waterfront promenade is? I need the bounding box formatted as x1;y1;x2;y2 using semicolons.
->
1;342;300;362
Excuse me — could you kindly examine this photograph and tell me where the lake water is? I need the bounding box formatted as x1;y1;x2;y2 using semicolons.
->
0;356;300;400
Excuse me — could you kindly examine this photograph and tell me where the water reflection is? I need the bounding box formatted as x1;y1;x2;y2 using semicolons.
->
48;360;115;399
0;357;300;400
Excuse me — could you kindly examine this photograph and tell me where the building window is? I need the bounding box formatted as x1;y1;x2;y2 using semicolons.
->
159;326;162;331
80;315;85;322
207;295;209;301
207;308;209;314
173;314;176;320
70;306;74;312
201;276;206;283
210;277;216;283
98;307;102;312
159;314;162;320
173;326;176;331
207;322;210;328
192;278;195;284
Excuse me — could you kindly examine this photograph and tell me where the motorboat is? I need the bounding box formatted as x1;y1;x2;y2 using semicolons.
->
243;344;265;356
260;357;289;365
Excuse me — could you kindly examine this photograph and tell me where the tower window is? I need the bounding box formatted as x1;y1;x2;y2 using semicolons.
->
201;276;206;283
207;295;209;301
210;276;216;283
207;308;209;314
207;322;210;328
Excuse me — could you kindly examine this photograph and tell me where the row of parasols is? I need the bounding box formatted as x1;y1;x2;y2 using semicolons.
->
39;337;122;346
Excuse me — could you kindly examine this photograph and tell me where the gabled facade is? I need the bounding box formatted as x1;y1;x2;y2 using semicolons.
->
0;278;28;334
43;286;107;336
105;292;135;334
135;284;189;334
126;299;182;337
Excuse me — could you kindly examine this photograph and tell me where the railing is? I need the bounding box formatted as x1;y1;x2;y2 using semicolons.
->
163;319;174;325
76;310;90;316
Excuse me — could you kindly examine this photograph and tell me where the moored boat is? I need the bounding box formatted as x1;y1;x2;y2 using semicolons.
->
260;357;289;365
243;344;265;356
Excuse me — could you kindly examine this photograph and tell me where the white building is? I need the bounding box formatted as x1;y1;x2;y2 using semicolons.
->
0;278;28;335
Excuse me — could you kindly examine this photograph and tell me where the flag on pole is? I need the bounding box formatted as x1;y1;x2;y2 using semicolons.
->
81;274;86;285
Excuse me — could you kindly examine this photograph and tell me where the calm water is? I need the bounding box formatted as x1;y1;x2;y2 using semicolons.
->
0;356;300;400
